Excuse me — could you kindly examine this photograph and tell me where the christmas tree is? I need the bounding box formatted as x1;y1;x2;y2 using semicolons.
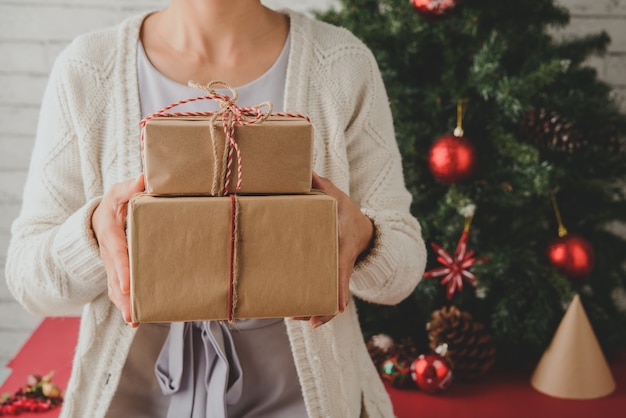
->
319;0;626;369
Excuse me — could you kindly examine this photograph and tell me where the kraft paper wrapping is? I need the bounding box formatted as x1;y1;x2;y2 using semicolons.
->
143;116;313;196
128;194;338;322
530;294;616;399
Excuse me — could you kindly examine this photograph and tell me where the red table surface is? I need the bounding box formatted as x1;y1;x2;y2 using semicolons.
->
2;317;626;417
1;317;80;417
387;352;626;418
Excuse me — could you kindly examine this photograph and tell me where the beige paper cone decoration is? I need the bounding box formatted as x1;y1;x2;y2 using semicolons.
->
530;294;616;399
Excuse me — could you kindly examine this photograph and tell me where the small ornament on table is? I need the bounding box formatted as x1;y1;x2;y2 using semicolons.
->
367;333;397;371
546;193;595;280
411;0;459;20
380;355;415;389
428;99;477;184
410;344;453;393
423;206;490;300
0;371;63;415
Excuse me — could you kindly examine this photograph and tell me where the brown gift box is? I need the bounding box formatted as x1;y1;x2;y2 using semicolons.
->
143;116;313;196
128;193;338;322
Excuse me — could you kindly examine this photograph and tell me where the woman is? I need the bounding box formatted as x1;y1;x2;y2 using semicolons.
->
5;1;427;417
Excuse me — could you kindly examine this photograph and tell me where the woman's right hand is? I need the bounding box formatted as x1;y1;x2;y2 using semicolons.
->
91;173;145;327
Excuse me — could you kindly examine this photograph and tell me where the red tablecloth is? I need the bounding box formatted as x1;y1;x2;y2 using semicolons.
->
3;317;626;417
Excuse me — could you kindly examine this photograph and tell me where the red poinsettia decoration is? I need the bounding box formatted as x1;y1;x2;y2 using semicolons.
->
423;229;488;300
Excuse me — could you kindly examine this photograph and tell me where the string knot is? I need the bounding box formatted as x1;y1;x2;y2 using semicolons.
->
186;81;272;193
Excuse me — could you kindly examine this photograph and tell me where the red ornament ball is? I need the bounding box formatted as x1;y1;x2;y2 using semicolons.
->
411;0;459;20
410;353;453;393
380;355;414;389
428;133;477;184
547;234;595;279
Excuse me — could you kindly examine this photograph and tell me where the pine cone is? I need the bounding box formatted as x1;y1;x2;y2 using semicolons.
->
427;306;496;381
520;107;585;153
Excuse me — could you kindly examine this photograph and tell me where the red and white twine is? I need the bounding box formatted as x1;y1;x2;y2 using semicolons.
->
139;80;311;194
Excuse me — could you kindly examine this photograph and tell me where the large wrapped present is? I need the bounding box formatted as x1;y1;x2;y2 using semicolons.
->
127;193;338;322
142;115;313;196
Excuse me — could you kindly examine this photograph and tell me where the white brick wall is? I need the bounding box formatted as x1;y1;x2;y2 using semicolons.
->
552;0;626;110
0;0;624;372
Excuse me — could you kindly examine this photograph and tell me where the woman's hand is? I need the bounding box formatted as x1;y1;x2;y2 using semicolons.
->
92;173;145;327
295;172;375;328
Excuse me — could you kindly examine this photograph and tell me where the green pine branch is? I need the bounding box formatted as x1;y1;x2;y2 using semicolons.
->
318;0;626;367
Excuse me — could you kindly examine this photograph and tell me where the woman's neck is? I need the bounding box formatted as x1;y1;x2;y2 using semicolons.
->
159;1;279;58
141;0;289;87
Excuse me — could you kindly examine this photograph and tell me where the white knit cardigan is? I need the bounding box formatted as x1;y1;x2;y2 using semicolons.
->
5;10;427;418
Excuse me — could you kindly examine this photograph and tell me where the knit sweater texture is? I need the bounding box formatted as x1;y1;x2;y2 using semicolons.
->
5;9;427;418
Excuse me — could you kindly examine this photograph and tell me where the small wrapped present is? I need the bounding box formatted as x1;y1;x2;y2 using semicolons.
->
142;99;313;195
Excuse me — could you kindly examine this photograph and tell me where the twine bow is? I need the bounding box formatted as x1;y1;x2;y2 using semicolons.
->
139;80;279;194
191;81;272;193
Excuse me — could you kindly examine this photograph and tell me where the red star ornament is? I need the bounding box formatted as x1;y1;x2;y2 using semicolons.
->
423;230;488;300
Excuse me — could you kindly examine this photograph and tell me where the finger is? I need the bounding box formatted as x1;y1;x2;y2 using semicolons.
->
104;258;119;305
110;175;144;206
106;262;133;323
101;243;121;300
312;172;331;192
125;172;145;196
338;259;353;312
111;174;146;220
136;172;145;191
113;243;131;295
117;285;133;323
106;175;144;294
310;315;335;329
100;228;131;295
311;171;322;189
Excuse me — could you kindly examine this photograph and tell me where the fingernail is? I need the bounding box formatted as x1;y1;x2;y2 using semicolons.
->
339;295;347;313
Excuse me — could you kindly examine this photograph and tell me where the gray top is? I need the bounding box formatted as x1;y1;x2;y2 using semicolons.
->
138;36;288;114
126;35;308;418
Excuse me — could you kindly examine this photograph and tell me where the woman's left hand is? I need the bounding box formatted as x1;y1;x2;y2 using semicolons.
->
294;172;375;328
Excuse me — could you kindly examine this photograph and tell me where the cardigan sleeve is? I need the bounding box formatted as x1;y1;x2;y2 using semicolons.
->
340;46;427;305
5;49;108;316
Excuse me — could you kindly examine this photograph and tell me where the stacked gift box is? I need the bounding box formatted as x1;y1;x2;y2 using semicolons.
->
128;99;339;323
